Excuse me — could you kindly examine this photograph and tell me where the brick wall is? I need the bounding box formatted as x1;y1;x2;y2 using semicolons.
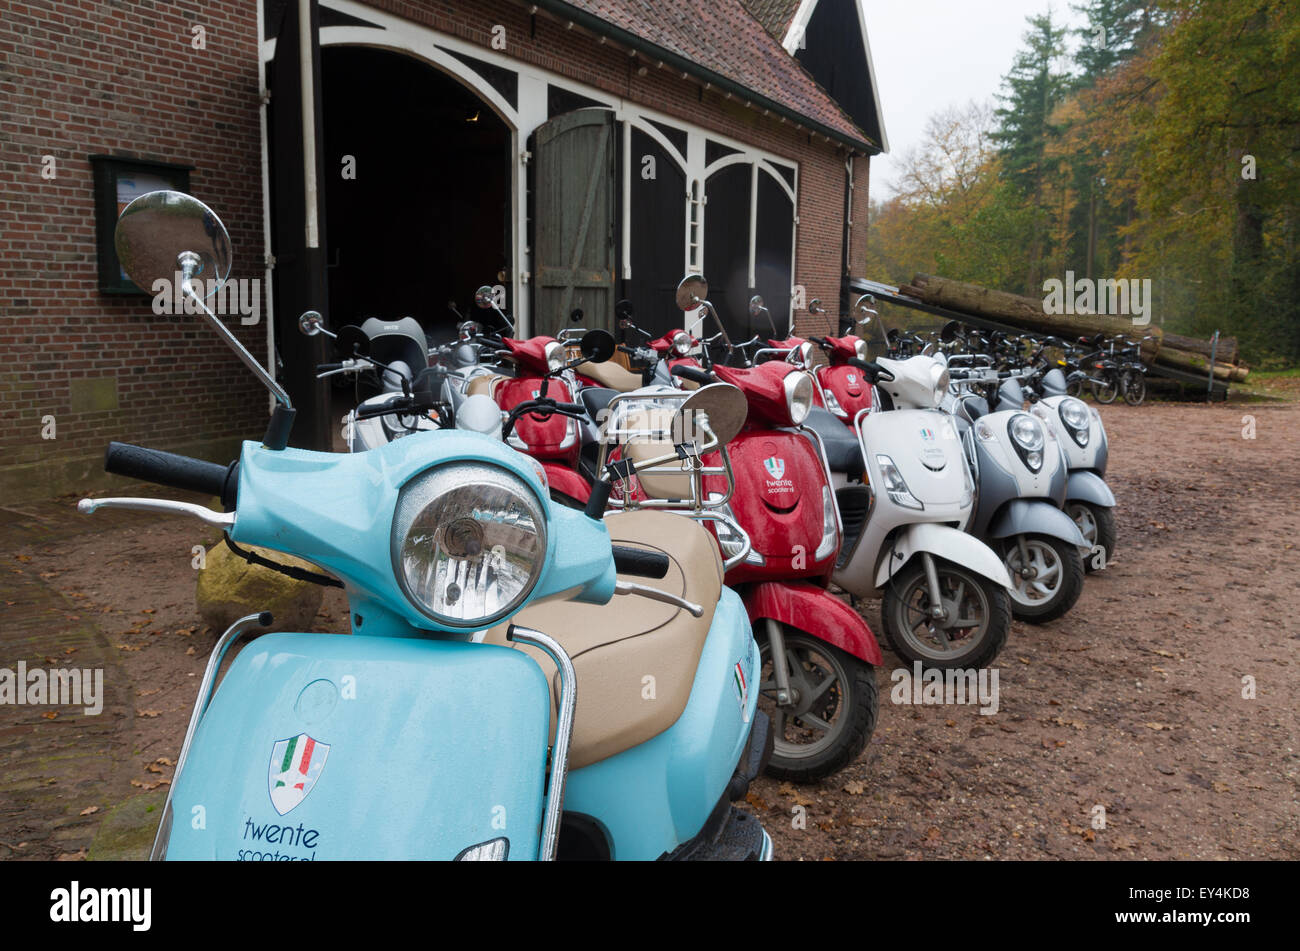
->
0;0;268;500
0;0;870;499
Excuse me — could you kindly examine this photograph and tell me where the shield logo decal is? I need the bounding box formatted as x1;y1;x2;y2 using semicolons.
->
763;456;785;480
919;428;935;441
847;373;857;384
268;733;330;815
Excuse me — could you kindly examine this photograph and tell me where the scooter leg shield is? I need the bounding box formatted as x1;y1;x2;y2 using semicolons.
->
874;522;1013;591
561;587;763;860
1066;469;1116;508
159;633;551;861
543;462;593;505
987;498;1089;549
743;581;882;666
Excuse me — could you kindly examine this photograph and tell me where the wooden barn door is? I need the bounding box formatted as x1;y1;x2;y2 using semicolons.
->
531;109;617;336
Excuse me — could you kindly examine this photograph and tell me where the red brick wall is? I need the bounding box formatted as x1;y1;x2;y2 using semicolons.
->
0;0;868;496
0;0;268;489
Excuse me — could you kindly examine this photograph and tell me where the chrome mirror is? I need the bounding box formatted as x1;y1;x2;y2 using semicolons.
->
115;190;231;299
748;295;765;319
474;286;495;310
675;274;709;311
675;382;748;447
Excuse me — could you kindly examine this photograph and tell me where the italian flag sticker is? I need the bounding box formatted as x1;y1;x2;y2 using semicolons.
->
734;662;750;723
268;733;330;816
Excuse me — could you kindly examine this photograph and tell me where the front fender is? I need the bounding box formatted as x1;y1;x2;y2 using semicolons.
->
743;581;882;666
1066;470;1115;508
988;499;1088;547
875;522;1012;591
543;463;592;504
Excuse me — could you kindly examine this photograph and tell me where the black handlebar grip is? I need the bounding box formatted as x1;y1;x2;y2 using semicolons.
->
611;544;670;579
584;479;612;519
104;442;237;507
671;365;714;385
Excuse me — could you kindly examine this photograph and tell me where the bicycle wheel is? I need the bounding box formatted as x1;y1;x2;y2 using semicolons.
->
1092;370;1119;404
1122;368;1146;406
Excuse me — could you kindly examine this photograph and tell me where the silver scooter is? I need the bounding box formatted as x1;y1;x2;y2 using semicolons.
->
946;373;1090;623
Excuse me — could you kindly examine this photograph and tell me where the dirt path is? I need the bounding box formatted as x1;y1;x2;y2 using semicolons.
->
749;401;1300;859
2;401;1297;860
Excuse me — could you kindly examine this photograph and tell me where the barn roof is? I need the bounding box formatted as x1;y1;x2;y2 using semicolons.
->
742;0;804;40
527;0;880;153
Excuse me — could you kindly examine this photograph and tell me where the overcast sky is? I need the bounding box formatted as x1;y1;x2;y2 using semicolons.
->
862;0;1087;194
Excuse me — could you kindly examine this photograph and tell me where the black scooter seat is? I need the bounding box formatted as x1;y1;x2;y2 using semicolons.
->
802;406;863;474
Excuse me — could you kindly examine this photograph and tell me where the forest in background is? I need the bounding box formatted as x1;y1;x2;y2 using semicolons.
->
865;0;1300;368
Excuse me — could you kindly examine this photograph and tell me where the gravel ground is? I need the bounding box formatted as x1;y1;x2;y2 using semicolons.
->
5;400;1298;860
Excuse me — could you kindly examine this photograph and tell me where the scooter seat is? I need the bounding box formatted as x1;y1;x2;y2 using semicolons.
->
580;386;618;420
466;373;505;399
802;406;863;475
483;510;723;769
581;360;644;392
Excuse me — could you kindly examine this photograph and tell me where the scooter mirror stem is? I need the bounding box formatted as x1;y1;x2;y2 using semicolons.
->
177;252;295;411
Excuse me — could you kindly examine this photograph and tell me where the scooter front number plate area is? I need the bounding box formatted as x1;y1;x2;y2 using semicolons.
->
163;633;550;861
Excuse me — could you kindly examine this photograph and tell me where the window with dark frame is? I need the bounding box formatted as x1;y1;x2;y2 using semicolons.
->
90;155;192;295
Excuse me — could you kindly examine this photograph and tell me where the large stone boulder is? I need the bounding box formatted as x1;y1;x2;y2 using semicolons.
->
196;540;326;634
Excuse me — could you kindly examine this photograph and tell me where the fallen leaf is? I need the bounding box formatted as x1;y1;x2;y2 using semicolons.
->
1145;722;1173;731
843;780;865;795
79;805;99;816
41;712;58;720
136;709;162;718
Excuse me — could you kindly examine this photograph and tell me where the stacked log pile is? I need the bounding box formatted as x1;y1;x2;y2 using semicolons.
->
897;274;1249;382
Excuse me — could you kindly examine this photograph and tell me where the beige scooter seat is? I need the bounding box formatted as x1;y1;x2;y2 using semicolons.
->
466;373;506;399
483;509;723;769
580;360;644;392
619;407;694;501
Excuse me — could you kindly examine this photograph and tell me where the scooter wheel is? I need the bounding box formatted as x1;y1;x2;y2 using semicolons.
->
757;627;878;784
881;560;1010;671
1000;534;1086;623
1067;502;1116;573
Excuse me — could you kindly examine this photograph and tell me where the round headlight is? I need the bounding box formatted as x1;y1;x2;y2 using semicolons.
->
544;341;565;372
672;331;691;356
1009;413;1045;452
391;463;548;628
783;370;815;425
1059;397;1090;430
854;338;869;361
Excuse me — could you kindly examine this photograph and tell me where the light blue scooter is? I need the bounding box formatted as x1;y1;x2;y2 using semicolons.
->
80;190;773;861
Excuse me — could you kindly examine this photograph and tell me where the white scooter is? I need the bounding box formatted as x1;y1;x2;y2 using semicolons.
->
830;353;1014;671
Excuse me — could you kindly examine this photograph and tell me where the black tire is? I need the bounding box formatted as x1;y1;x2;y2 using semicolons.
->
1065;376;1084;398
757;627;878;783
1121;368;1146;406
1001;534;1085;623
881;559;1011;671
1067;502;1117;573
1092;370;1119;404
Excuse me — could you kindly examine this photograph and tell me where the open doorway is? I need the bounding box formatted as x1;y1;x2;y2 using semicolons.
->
321;46;512;343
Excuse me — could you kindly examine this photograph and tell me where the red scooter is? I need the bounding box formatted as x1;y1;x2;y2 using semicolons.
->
599;275;881;782
483;333;595;507
764;294;881;425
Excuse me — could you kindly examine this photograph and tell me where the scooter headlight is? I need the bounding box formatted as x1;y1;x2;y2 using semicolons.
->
854;338;869;361
1058;397;1090;447
1008;413;1045;473
783;371;815;425
391;463;548;628
544;341;567;373
929;364;950;406
875;454;923;510
815;484;839;561
672;331;691;356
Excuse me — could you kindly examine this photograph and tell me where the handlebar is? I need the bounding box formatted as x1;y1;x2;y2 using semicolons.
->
671;365;714;386
104;442;238;509
610;544;670;579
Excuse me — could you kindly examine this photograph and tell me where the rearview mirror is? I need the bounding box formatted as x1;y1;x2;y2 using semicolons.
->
579;329;615;363
940;320;962;343
675;274;708;311
115;190;231;299
675;383;747;447
474;286;495;310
